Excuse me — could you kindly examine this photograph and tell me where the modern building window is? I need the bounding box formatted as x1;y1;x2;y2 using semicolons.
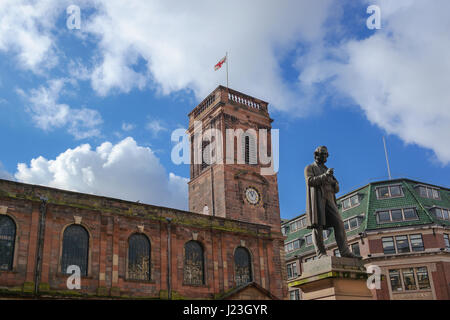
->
390;185;402;197
382;234;424;255
184;241;205;285
432;207;450;221
402;268;417;291
61;224;89;276
289;216;307;233
416;267;431;289
349;217;358;229
285;239;301;252
287;262;298;279
382;237;396;254
395;236;410;253
342;194;360;210
350;242;361;257
391;209;403;222
403;208;418;220
127;233;151;281
234;247;252;286
377;211;391;223
304;256;317;262
444;234;450;249
333;249;341;257
389;270;403;292
289;289;300;300
409;234;424;252
343;216;362;231
376;208;418;224
389;267;430;292
376;185;404;199
0;215;16;271
305;234;313;246
416;185;440;200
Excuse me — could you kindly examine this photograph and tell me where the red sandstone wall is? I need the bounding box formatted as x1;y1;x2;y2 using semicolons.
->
0;184;284;299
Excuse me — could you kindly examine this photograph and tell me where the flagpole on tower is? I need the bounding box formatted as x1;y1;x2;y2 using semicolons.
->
226;51;229;89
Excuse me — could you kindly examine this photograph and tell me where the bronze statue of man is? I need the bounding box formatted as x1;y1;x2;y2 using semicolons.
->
304;146;358;259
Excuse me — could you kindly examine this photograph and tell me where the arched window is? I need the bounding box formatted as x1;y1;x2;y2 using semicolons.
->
234;247;252;286
128;234;151;281
184;241;204;285
0;216;16;271
241;131;257;165
61;225;89;276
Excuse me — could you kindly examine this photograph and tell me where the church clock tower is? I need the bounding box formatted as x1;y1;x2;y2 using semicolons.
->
187;86;281;234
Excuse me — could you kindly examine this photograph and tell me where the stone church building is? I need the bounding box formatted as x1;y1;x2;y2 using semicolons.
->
0;86;287;299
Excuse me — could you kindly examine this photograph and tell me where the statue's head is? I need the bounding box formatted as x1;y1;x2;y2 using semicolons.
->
314;146;329;164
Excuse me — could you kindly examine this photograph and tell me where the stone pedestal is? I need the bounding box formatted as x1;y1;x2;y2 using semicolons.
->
290;256;373;300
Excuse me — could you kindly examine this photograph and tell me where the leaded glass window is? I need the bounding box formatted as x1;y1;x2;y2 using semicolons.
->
61;225;89;276
184;241;204;285
128;234;151;281
234;247;252;286
0;216;16;271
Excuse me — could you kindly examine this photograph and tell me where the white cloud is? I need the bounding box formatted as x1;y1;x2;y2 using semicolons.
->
0;0;67;72
19;79;103;139
15;137;188;209
121;122;135;131
1;0;334;111
297;0;450;164
2;0;449;165
80;0;334;111
146;119;167;137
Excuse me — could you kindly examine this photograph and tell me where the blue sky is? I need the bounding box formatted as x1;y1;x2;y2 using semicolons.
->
0;0;449;220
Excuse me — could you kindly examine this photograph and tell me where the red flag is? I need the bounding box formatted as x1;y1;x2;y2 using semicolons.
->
214;56;227;71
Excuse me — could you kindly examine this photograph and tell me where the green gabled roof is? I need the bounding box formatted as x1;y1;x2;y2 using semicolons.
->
403;180;450;227
282;178;450;259
365;180;434;230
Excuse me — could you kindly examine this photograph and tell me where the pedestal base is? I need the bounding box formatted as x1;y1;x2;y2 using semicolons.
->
290;256;373;300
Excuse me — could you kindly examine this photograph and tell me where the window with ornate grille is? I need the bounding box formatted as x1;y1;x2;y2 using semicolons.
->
0;215;16;271
61;225;89;276
184;241;204;285
128;234;151;281
234;247;252;286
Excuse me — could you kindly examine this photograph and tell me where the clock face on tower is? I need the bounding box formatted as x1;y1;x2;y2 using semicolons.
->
245;187;260;205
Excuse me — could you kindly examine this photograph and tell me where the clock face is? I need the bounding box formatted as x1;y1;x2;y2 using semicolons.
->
245;187;260;205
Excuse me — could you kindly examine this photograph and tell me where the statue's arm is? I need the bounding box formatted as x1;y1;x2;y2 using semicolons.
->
334;179;339;193
305;165;327;187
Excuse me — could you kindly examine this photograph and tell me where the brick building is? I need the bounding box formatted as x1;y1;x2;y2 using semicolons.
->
0;86;287;299
283;178;450;300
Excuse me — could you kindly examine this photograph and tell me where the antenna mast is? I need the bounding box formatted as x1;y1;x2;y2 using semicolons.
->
382;136;392;180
